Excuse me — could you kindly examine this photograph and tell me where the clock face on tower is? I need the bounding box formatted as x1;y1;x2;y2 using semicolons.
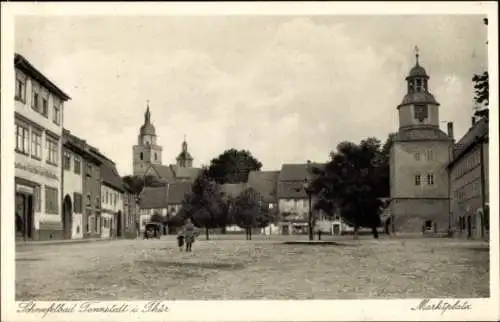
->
414;104;428;122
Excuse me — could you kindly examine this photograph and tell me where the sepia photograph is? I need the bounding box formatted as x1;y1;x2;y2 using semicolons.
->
1;2;498;321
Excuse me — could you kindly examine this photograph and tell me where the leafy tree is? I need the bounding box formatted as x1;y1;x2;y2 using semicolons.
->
230;188;261;240
207;149;263;184
180;168;227;240
473;17;489;120
311;138;389;239
122;175;165;194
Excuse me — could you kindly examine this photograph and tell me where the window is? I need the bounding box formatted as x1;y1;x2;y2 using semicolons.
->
140;152;144;160
414;175;421;186
105;191;109;204
31;130;42;160
34;185;41;212
95;216;100;234
73;192;83;213
53;99;61;125
45;186;58;214
86;194;91;206
45;136;58;165
63;151;71;170
86;164;92;176
15;70;27;102
424;220;432;230
31;81;40;112
154;153;157;161
414;152;420;161
15;123;30;154
114;193;117;206
415;79;423;92
427;173;434;185
41;89;49;117
74;155;81;174
426;150;433;160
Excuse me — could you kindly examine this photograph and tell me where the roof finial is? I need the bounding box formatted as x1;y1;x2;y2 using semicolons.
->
145;100;151;124
183;134;186;142
414;45;420;66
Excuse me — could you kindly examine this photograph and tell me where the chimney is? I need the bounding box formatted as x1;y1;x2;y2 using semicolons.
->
471;116;476;126
447;122;454;139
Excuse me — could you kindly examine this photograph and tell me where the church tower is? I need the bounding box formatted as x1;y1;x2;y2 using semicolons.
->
132;102;163;176
389;48;453;235
176;136;193;168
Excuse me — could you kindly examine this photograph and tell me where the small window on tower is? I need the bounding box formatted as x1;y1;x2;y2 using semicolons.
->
415;79;423;92
140;152;143;160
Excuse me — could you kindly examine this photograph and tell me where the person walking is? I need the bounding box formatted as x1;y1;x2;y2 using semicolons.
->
182;219;197;252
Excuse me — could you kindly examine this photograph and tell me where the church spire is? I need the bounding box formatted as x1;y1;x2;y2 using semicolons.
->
145;100;151;124
182;134;188;152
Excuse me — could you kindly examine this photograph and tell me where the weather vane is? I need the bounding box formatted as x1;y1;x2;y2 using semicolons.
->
414;45;420;65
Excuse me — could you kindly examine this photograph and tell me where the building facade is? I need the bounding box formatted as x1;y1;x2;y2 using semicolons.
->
81;146;102;239
448;117;489;239
61;129;87;239
14;53;71;241
389;52;453;235
97;155;125;238
123;182;140;239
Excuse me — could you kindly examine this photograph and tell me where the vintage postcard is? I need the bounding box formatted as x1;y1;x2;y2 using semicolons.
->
1;1;498;321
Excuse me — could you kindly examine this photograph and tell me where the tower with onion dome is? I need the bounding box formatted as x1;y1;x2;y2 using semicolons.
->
388;47;453;235
132;101;163;176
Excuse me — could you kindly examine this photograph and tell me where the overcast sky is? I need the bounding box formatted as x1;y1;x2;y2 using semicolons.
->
15;15;487;175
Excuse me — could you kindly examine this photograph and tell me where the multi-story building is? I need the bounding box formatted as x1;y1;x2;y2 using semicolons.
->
81;145;102;239
389;52;454;235
14;53;71;241
276;162;328;235
61;129;88;239
447;117;489;239
123;182;140;239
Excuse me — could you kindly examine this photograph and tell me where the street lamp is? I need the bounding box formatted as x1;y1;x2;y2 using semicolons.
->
302;179;314;241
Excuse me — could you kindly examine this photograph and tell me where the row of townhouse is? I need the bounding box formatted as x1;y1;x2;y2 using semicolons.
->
137;161;346;236
14;53;140;241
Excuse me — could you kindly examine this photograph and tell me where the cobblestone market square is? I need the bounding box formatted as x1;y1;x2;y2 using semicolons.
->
16;237;489;300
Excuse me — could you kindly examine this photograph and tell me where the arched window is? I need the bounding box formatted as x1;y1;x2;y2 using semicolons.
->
140;152;143;160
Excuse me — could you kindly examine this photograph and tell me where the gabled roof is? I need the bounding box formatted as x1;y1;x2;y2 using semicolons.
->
147;164;176;182
171;165;200;181
247;170;279;202
221;183;248;200
448;118;489;169
140;186;168;209
166;181;193;205
278;163;324;182
14;53;71;101
62;129;101;165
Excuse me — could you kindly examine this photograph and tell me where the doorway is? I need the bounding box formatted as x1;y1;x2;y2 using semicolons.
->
63;195;73;239
16;192;34;240
467;215;472;238
116;211;122;237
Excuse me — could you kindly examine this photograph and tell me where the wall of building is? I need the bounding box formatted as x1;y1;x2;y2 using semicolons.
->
390;198;449;234
449;142;488;239
399;104;440;128
391;140;451;199
82;159;101;238
62;147;84;239
100;184;124;238
15;67;65;240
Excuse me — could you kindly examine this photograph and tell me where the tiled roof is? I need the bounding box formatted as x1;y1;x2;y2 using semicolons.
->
99;158;125;192
393;126;451;142
448;118;489;168
247;170;279;202
171;165;200;181
149;164;175;182
398;91;439;108
278;163;324;182
277;181;308;199
14;53;71;101
167;181;193;205
221;183;248;200
140;186;168;209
